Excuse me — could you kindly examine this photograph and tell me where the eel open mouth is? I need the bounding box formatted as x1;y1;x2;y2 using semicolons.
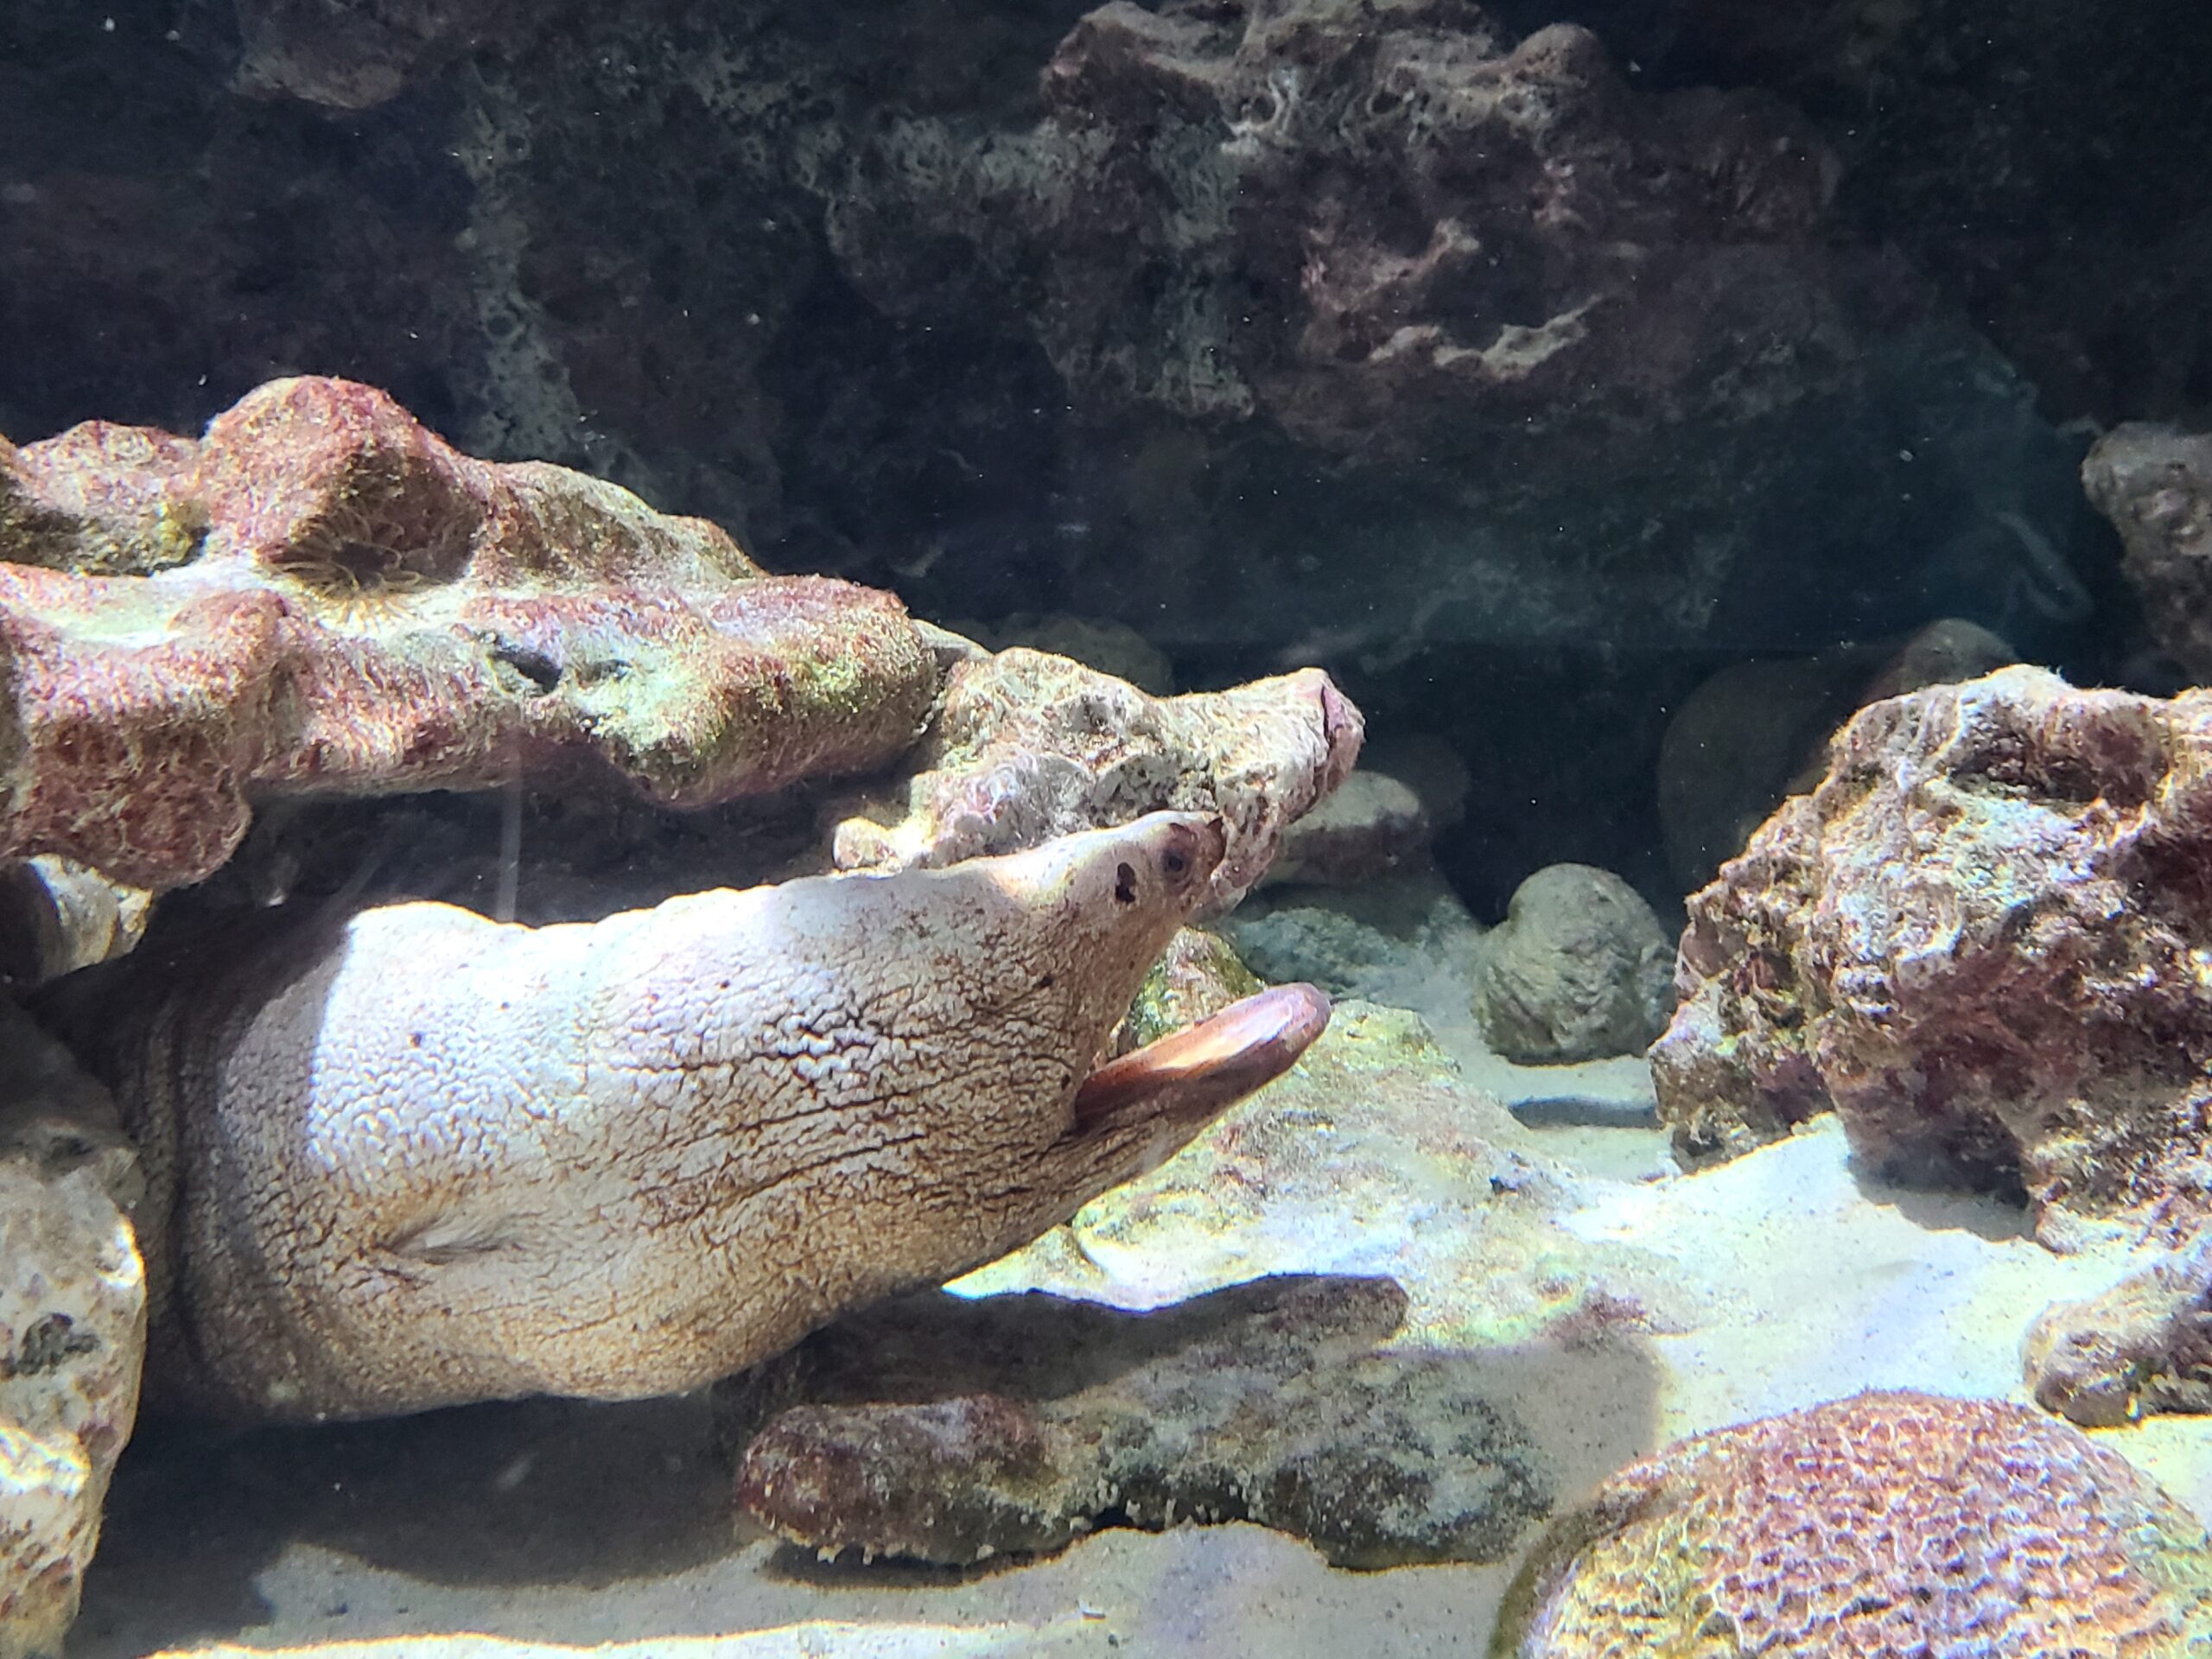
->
1070;982;1332;1134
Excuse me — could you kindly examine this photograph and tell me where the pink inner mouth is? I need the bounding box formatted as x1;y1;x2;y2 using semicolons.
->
1071;982;1332;1131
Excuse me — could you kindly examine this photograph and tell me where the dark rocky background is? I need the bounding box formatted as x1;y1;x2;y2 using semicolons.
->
3;0;2208;912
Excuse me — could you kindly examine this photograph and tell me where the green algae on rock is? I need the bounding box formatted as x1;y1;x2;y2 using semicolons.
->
1492;1389;2212;1659
0;377;938;890
1116;927;1263;1055
726;1273;1553;1570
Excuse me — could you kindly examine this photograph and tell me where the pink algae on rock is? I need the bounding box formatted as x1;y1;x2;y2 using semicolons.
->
0;376;938;890
1496;1389;2212;1659
1651;664;2212;1246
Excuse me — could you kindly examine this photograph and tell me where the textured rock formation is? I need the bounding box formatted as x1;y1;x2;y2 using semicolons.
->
0;0;2107;722
1668;0;2212;432
39;815;1328;1421
1471;865;1672;1065
1656;618;2018;892
833;0;1854;461
949;613;1176;697
0;376;938;891
0;859;149;992
2024;1239;2212;1429
1495;1389;2212;1658
1653;666;2212;1246
2085;423;2212;683
0;1005;145;1659
726;1274;1550;1569
232;0;521;110
832;648;1361;909
1261;770;1431;889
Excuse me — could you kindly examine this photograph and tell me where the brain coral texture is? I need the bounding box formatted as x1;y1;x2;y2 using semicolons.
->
1498;1389;2212;1658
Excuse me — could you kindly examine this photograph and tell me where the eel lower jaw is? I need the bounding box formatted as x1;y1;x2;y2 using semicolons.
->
1068;982;1332;1135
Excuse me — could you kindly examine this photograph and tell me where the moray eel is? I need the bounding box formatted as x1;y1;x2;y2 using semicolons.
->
42;812;1326;1421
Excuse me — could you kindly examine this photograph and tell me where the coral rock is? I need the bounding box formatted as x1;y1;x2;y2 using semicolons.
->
833;0;1857;461
2024;1238;2212;1428
1497;1389;2212;1659
2085;422;2212;682
832;647;1361;907
1653;665;2212;1245
1262;769;1431;889
1656;617;2018;892
39;815;1329;1421
1;377;938;890
726;1274;1551;1569
0;1005;145;1659
1471;864;1673;1065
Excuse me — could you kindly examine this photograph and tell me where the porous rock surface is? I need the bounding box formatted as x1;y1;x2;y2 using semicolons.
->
0;375;938;889
1656;617;2018;892
833;0;1855;461
1262;769;1431;889
2085;422;2212;683
1495;1389;2212;1658
1469;863;1672;1065
0;1005;145;1659
1652;665;2212;1246
36;815;1285;1422
2024;1237;2212;1429
230;0;521;110
725;1273;1549;1569
831;646;1361;908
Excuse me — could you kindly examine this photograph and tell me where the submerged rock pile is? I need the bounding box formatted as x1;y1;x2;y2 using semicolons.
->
834;0;1861;461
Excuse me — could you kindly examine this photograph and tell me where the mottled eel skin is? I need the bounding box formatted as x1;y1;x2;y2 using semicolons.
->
42;813;1325;1421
